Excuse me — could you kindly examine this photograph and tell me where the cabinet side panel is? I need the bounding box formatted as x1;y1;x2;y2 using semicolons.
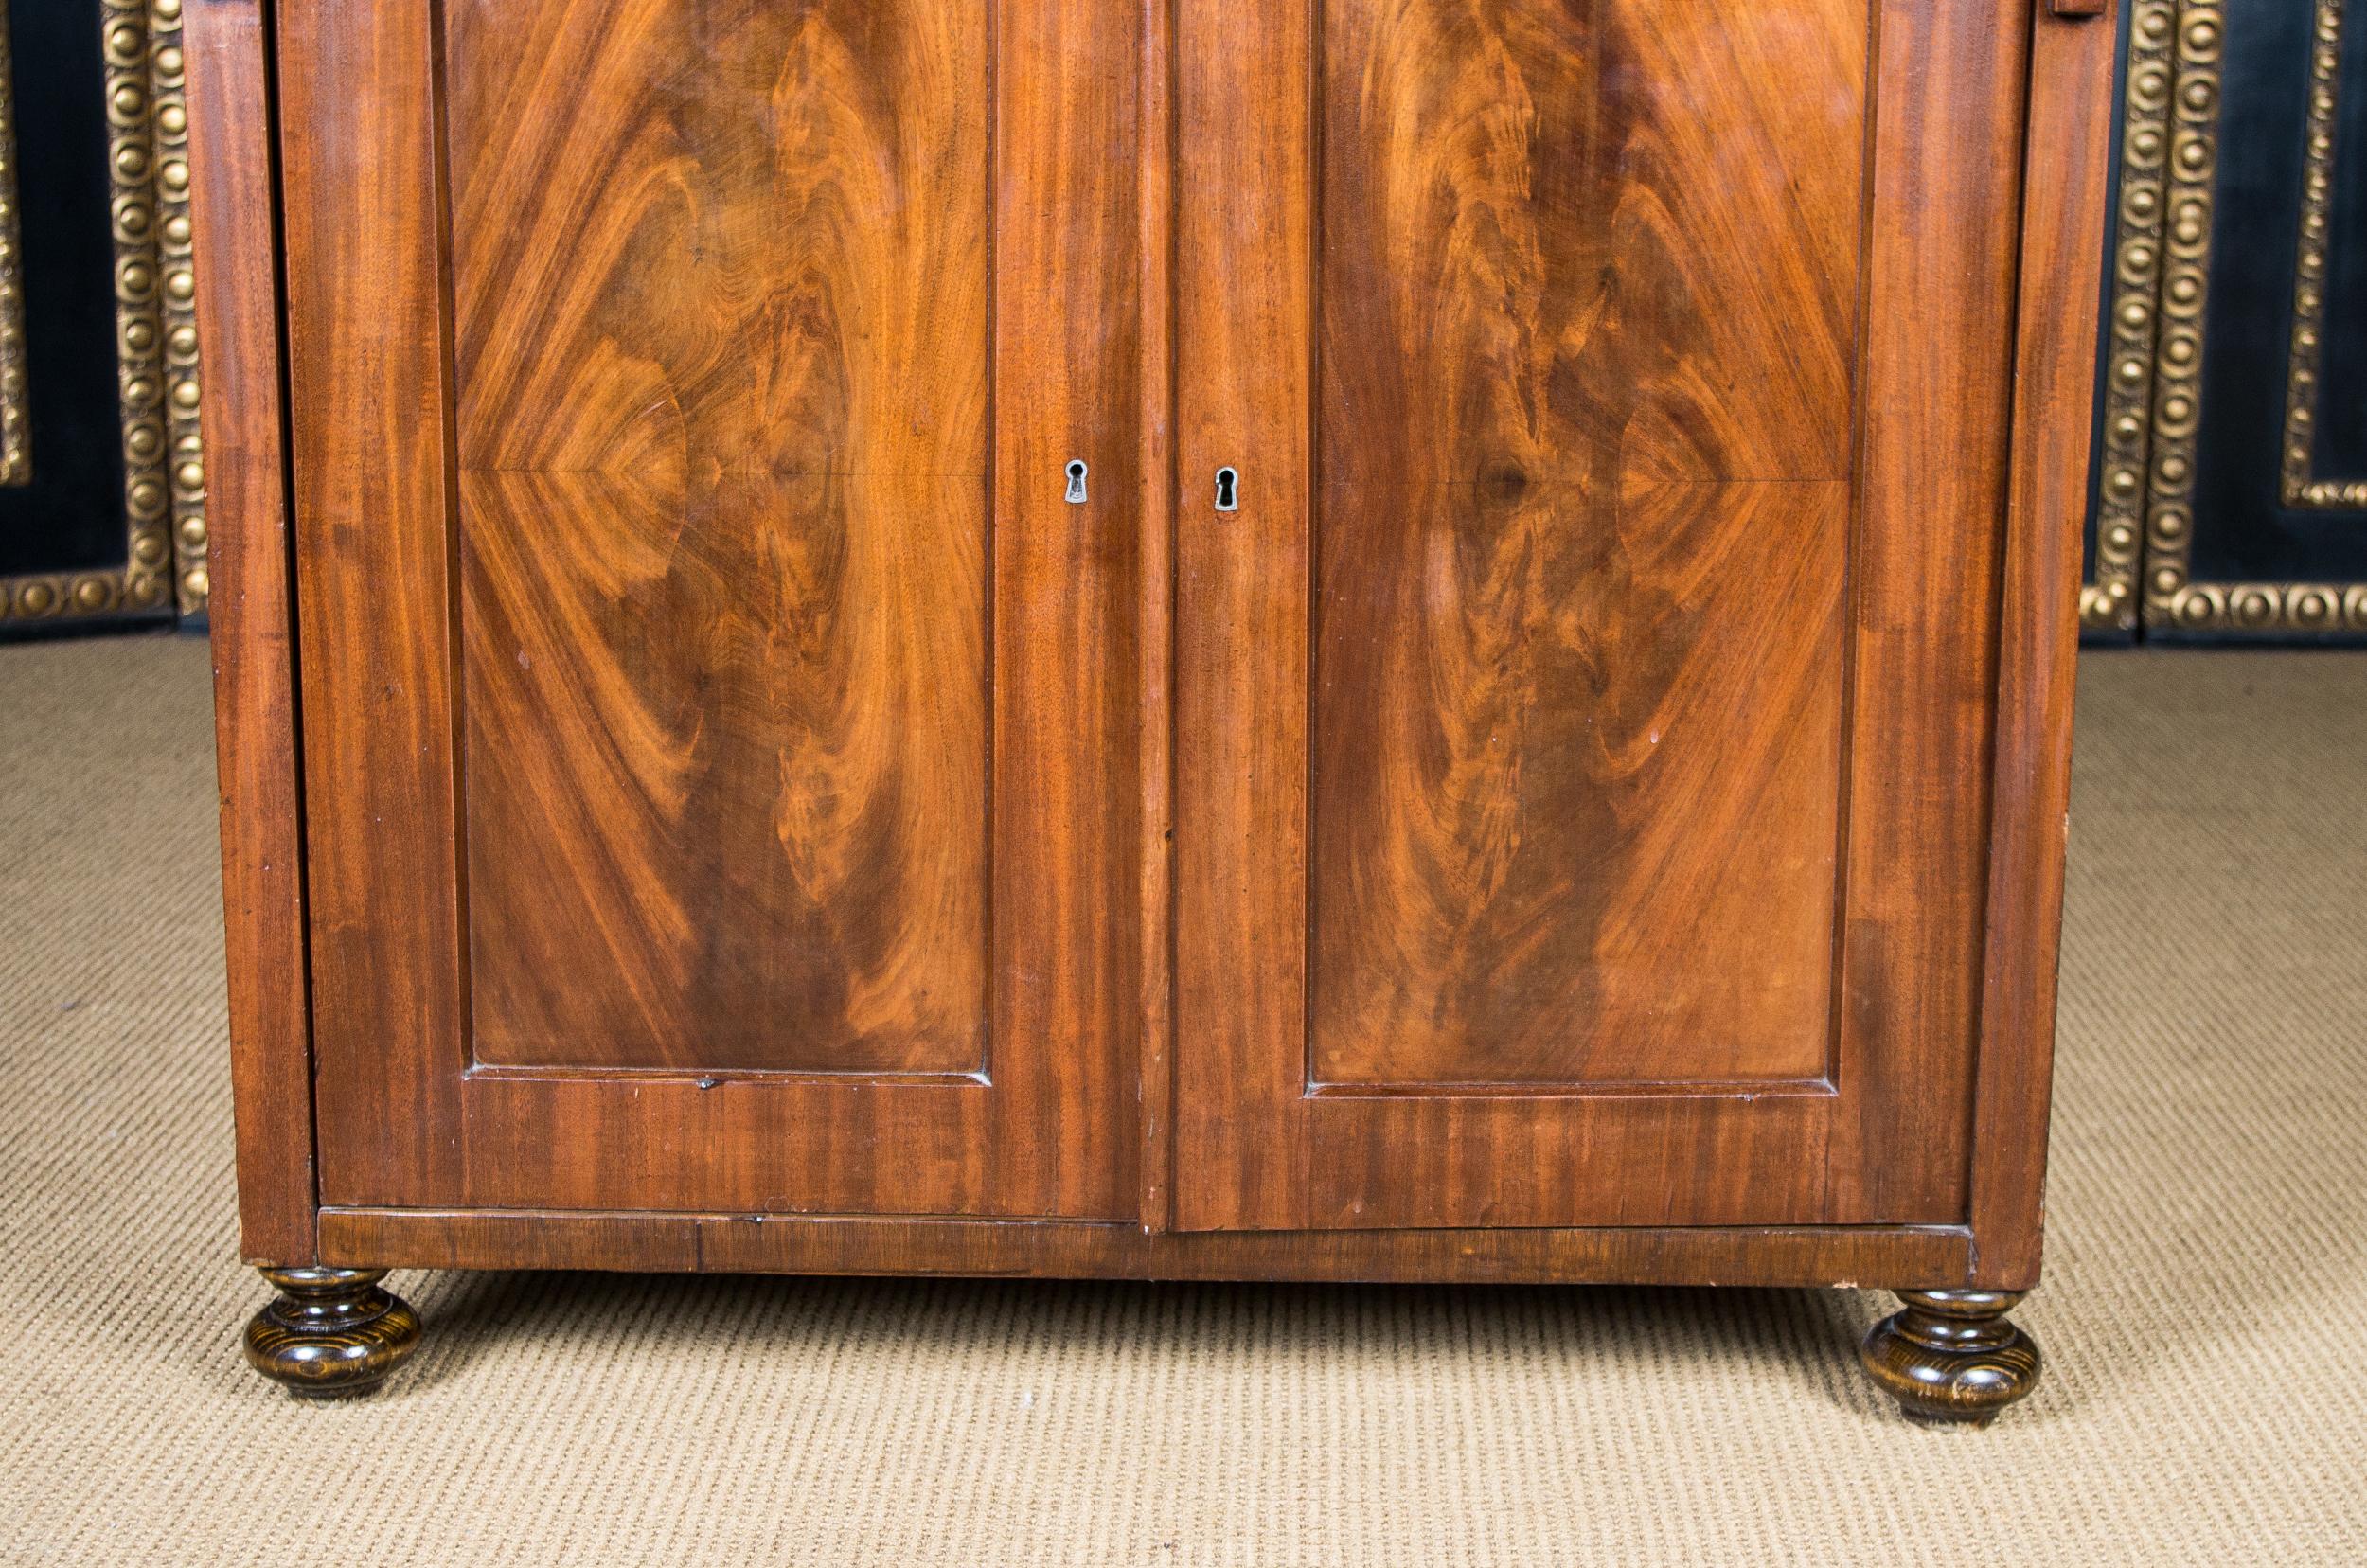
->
278;0;470;1203
1824;0;2032;1220
1969;0;2119;1289
188;0;315;1264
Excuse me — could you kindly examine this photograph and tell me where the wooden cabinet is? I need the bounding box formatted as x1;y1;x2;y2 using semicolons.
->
190;0;2116;1421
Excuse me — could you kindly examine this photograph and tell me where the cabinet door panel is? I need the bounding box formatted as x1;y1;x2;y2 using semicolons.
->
1174;0;2028;1228
1308;0;1860;1090
448;0;991;1073
285;0;1140;1216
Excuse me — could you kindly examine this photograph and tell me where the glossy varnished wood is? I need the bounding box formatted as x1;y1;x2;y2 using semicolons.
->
1174;0;2035;1232
205;0;2111;1347
1824;0;2032;1225
276;0;467;1211
278;0;1142;1216
243;1268;423;1399
1308;0;1863;1090
187;0;313;1265
1859;1288;2042;1424
1965;0;2121;1289
319;1208;1979;1289
448;0;991;1073
1137;0;1179;1231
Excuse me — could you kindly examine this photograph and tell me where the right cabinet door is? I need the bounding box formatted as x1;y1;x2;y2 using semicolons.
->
1173;0;2035;1230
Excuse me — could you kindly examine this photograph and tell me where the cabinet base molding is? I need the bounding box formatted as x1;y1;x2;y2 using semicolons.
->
1858;1289;2042;1426
242;1267;422;1399
310;1208;1996;1290
288;1215;2042;1416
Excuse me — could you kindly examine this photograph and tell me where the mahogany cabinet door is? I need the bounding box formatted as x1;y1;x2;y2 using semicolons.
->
279;0;1141;1216
1172;0;2035;1229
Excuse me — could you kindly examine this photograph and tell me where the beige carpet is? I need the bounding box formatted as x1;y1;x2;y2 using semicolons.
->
2;635;2363;1565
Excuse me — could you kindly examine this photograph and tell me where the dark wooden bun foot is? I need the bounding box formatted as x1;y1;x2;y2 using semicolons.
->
1859;1288;2040;1426
243;1267;421;1399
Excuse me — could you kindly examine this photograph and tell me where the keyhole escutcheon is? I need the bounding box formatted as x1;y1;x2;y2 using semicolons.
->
1215;466;1238;512
1064;460;1089;504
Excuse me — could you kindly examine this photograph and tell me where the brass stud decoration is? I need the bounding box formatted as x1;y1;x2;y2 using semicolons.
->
2282;0;2366;512
2082;0;2180;633
0;0;27;488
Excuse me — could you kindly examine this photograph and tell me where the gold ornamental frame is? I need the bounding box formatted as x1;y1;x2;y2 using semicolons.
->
2088;0;2367;634
2283;0;2367;511
0;0;27;489
0;0;207;627
2082;0;2179;633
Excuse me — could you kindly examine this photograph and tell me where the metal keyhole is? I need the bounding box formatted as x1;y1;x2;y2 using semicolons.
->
1065;460;1089;504
1215;466;1238;512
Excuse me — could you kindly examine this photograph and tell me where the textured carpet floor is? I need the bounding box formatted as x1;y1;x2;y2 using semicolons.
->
2;635;2363;1565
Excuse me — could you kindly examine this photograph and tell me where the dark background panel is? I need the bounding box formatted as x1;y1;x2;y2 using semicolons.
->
2312;0;2367;480
0;0;134;584
2180;0;2367;607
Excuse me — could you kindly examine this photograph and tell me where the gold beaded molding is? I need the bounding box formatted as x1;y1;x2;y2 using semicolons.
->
2282;0;2366;511
2082;0;2180;633
0;0;28;489
2127;0;2367;634
0;0;206;625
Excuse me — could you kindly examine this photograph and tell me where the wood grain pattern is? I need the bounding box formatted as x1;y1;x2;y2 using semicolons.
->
1173;0;1311;1232
318;1207;1981;1289
1967;0;2119;1289
283;0;1141;1217
279;0;472;1208
231;0;2099;1282
1311;0;1864;1087
187;0;316;1266
1175;0;2032;1231
449;0;991;1071
1821;0;2031;1222
243;1268;423;1398
1137;0;1180;1231
1858;1288;2042;1424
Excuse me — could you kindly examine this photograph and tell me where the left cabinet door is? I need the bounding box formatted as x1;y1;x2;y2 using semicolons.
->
279;0;1144;1217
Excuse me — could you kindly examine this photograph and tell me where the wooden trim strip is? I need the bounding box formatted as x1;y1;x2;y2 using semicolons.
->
1967;0;2119;1289
321;1208;1976;1289
187;0;316;1265
1137;0;1177;1233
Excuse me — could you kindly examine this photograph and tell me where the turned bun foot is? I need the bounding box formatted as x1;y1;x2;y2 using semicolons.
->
1860;1288;2041;1426
243;1267;422;1399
